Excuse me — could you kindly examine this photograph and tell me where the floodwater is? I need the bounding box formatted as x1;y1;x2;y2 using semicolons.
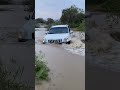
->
35;28;85;90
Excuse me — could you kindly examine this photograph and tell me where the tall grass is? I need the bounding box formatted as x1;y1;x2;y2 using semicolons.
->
77;20;85;32
35;52;50;81
0;59;32;89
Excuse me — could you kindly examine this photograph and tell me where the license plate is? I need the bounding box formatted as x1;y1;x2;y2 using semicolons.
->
48;39;62;43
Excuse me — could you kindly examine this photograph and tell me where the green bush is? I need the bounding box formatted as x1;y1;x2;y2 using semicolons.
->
60;5;85;27
35;53;50;81
78;20;85;32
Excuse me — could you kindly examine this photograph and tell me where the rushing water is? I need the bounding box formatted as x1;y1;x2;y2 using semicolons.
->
35;28;85;90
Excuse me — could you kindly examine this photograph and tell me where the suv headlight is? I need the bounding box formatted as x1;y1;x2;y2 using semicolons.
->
43;38;46;42
64;38;69;42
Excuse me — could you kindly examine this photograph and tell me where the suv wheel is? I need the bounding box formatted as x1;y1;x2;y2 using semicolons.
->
66;41;71;44
43;41;46;44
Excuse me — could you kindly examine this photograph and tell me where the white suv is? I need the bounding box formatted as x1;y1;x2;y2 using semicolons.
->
43;25;73;44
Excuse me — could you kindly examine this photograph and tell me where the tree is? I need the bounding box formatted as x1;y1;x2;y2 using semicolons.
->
60;5;85;28
54;20;61;25
46;18;54;25
35;18;45;24
78;19;85;32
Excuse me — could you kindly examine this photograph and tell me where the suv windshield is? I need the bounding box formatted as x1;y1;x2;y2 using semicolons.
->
48;27;68;34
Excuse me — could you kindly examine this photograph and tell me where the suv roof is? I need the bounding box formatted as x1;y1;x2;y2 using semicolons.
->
51;25;68;28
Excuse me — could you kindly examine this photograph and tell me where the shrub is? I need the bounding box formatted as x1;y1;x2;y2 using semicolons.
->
35;53;50;81
78;20;85;32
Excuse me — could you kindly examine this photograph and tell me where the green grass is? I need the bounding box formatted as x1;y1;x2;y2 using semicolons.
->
77;20;85;32
35;53;50;81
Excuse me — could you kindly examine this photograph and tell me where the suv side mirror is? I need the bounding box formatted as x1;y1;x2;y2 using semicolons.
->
70;31;73;34
45;32;48;34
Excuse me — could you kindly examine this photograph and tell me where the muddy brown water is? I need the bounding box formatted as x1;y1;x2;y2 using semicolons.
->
35;29;85;90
